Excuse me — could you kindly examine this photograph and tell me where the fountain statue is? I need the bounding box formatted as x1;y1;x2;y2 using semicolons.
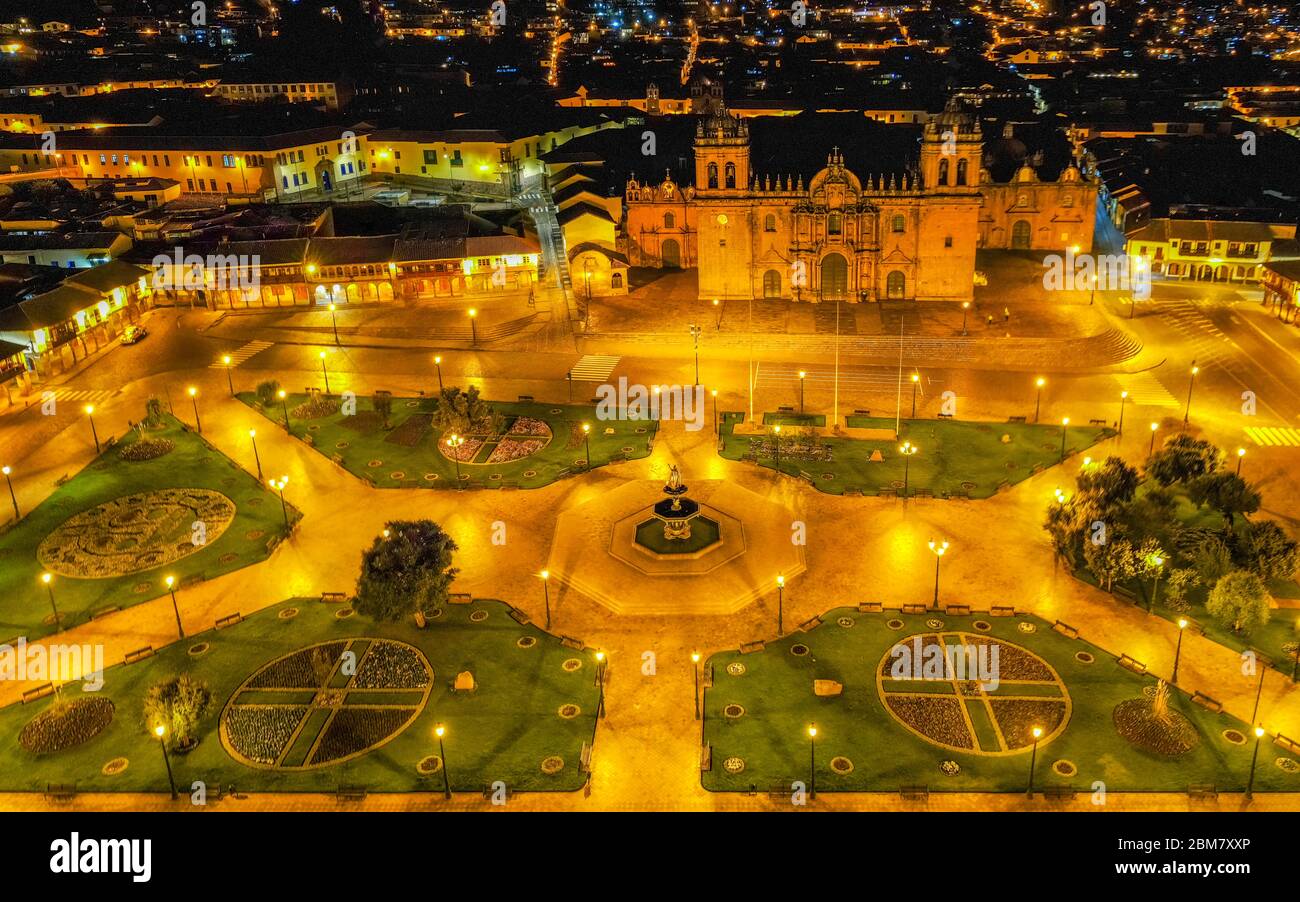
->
652;465;700;540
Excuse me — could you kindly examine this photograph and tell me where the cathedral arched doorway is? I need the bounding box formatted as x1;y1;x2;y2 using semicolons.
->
820;253;848;300
662;239;682;269
763;269;781;298
1011;220;1031;249
886;270;906;299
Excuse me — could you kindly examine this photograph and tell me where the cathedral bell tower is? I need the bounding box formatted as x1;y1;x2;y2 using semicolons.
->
693;107;749;196
920;98;982;192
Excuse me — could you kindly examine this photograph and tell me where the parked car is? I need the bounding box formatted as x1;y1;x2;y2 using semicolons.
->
119;324;148;345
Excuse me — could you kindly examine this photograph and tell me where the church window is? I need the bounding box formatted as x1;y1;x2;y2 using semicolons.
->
938;159;949;186
707;163;718;189
956;159;968;186
664;212;675;229
611;273;623;288
725;162;735;189
828;214;842;236
891;215;905;234
764;214;776;232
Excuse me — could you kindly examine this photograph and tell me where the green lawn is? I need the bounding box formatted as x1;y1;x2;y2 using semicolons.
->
238;392;657;489
718;412;1113;497
703;608;1299;793
1071;482;1300;675
0;598;599;793
0;415;298;643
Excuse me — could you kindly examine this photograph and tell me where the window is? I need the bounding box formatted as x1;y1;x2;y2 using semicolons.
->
938;158;949;186
222;154;235;167
828;213;842;236
611;273;623;289
664;212;675;229
764;214;776;232
944;236;953;248
424;149;437;165
1062;193;1073;208
707;162;718;189
724;162;735;189
205;155;212;167
956;159;968;186
891;215;905;234
450;150;463;167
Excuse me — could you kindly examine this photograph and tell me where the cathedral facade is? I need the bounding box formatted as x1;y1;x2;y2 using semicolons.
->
623;105;1096;302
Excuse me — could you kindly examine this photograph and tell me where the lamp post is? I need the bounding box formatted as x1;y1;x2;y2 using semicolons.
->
435;724;451;799
581;422;591;469
807;724;817;799
1148;421;1159;457
1246;726;1265;801
1059;416;1070;462
187;387;201;433
1292;617;1299;682
1118;390;1128;435
1183;362;1199;426
319;351;331;394
928;539;948;611
540;570;551;630
249;429;262;480
595;651;606;719
712;297;722;329
468;308;478;345
1236;447;1245;477
691;652;701;720
900;441;917;499
1033;377;1045;423
2;465;17;519
278;389;290;430
154;724;178;800
268;475;290;529
960;300;970;335
1026;726;1042;797
772;424;782;473
776;575;785;636
85;404;100;453
1148;554;1164;612
711;389;719;434
445;433;464;484
690;324;702;385
798;370;807;414
1089;273;1097;305
1170;617;1188;684
328;303;340;345
222;354;234;395
910;372;920;417
40;572;59;625
434;355;444;394
164;575;185;639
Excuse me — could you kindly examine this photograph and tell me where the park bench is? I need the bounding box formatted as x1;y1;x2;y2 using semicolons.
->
797;616;822;632
1052;620;1079;638
508;608;531;625
1117;654;1147;675
335;785;368;802
944;604;971;616
448;593;473;605
1042;786;1077;801
1112;584;1139;603
777;405;795;413
1275;734;1300;756
798;470;815;485
1089;418;1107;426
44;783;77;802
937;412;953;419
702;663;714;688
320;592;348;604
858;602;884;613
739;640;766;654
559;636;585;650
1187;784;1218;801
853;409;871;416
500;481;520;490
215;612;243;630
517;395;534;402
22;684;55;704
124;646;154;665
912;488;933;498
581;742;593;773
700;743;712;772
1191;691;1223;713
842;486;863;496
901;603;928;615
1007;415;1027;423
875;487;897;498
990;606;1016;617
899;785;929;801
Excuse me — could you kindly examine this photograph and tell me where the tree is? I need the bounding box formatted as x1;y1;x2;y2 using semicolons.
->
1044;499;1082;563
143;674;212;749
354;520;459;622
256;379;281;407
1187;472;1261;532
1236;520;1300;582
1084;536;1136;592
1162;568;1199;612
1076;456;1139;513
1188;532;1235;585
1134;536;1167;603
1146;434;1221;486
373;391;393;430
1205;570;1271;634
433;386;496;435
144;397;164;427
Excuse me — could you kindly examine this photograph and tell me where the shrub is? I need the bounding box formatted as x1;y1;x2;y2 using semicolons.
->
1146;434;1221;487
1236;520;1299;582
1205;570;1271;635
255;380;281;407
355;520;459;622
143;674;212;749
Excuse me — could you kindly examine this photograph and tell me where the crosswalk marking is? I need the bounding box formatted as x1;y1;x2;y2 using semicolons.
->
210;340;272;368
568;354;621;382
1113;372;1179;408
40;388;118;404
1244;426;1300;447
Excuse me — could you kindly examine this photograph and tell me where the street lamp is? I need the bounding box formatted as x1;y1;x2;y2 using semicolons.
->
445;433;464;484
581;422;591;469
799;370;807;414
2;465;18;519
1148;554;1164;612
960;300;970;335
1292;617;1299;682
1148;421;1159;457
328;303;340;345
40;571;59;625
222;354;234;395
187;387;201;433
1236;447;1246;477
468;307;478;345
900;441;918;499
691;652;701;720
540;570;551;630
1033;377;1045;423
268;475;290;529
1171;617;1188;684
278;389;290;430
690;324;702;385
249;429;262;480
776;575;785;635
435;724;451;799
164;575;184;639
1246;726;1265;801
434;355;444;394
1059;416;1070;462
154;723;178;800
772;424;782;473
712;297;722;329
1118;390;1128;435
1026;725;1043;797
910;372;920;417
807;724;817;799
1183;362;1199;426
595;651;606;719
85;404;100;453
711;389;719;434
928;539;949;611
319;351;331;394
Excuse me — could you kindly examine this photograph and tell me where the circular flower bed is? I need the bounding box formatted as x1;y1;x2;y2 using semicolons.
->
722;757;745;774
1017;622;1037;633
517;636;537;649
367;459;384;468
886;619;905;630
1222;729;1247;746
188;642;210;657
1053;759;1078;777
119;437;175;461
830;756;854;775
790;644;810;656
726;663;746;676
278;607;299;619
389;472;405;481
292;397;340;419
1276;757;1299;773
416;755;443;775
102;757;129;776
837;617;855;628
562;658;583;672
469;610;488;622
1075;651;1095;664
334;607;355;619
246;529;265;541
925;618;944;629
939;760;960;777
38;489;236;577
541;756;565;775
558;704;581;719
723;704;745;719
423;473;439;482
972;620;992;631
20;698;116;753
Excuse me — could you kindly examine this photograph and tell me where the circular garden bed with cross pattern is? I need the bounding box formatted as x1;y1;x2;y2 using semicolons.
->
219;638;433;769
876;632;1071;756
437;416;554;466
37;489;236;578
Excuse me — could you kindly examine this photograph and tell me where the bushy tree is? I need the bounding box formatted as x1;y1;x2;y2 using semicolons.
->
1044;499;1082;563
1188;472;1261;532
1076;456;1139;513
144;397;164;427
256;379;281;407
1146;434;1221;486
1163;567;1200;612
373;391;393;430
1188;532;1235;585
1205;570;1272;634
143;674;212;749
433;386;496;435
355;520;459;622
1084;537;1136;592
1237;520;1299;582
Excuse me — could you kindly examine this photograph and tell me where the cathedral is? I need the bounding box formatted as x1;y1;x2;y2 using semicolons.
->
623;103;1096;302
